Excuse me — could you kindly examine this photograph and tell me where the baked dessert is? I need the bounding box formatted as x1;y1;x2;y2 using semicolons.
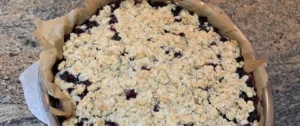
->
53;0;260;125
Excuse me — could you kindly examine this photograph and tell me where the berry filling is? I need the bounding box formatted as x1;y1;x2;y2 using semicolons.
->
109;15;118;24
85;20;99;29
59;71;92;86
153;101;160;112
220;36;230;42
247;109;260;123
174;51;183;58
111;33;121;41
171;6;182;16
236;56;244;63
125;89;137;100
183;123;194;126
73;28;85;35
149;2;167;8
236;68;244;78
141;66;151;71
105;121;119;126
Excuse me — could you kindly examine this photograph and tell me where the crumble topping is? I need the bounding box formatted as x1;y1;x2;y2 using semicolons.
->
54;0;260;126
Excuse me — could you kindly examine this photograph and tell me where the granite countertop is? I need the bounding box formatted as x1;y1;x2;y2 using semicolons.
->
0;0;299;125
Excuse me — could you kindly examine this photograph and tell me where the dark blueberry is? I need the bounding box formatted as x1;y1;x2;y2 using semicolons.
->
247;109;260;122
76;101;79;105
110;25;116;32
214;27;221;34
75;120;84;126
95;8;101;16
174;52;183;58
75;118;89;126
178;33;185;37
141;66;151;71
129;57;135;61
110;2;121;12
210;42;217;46
149;2;167;8
64;34;71;42
78;87;88;99
60;72;93;86
56;116;67;125
52;59;64;76
236;68;244;78
171;6;182;16
153;102;160;112
120;50;129;56
188;10;195;15
240;91;259;105
199;25;210;32
164;29;170;33
125;89;137;100
49;95;62;109
165;50;170;54
73;28;85;35
81;80;92;87
233;118;238;124
183;123;194;126
220;36;229;42
90;124;94;126
134;0;142;5
59;71;77;83
153;105;160;112
236;56;244;63
250;96;260;106
217;54;222;59
246;74;254;87
67;88;74;94
219;77;224;82
111;33;121;41
81;118;89;122
198;16;210;32
109;15;118;24
175;18;182;22
239;91;249;101
198;16;209;25
105;121;119;126
147;38;152;41
85;20;99;29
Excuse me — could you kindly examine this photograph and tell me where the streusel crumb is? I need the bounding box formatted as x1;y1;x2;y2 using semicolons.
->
54;0;260;126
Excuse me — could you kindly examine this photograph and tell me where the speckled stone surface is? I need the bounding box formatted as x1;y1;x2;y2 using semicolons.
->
0;0;299;125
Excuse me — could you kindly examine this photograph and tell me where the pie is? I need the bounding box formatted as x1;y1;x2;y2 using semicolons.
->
53;0;260;125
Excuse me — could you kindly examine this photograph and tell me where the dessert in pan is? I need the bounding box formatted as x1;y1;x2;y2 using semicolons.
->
51;0;260;125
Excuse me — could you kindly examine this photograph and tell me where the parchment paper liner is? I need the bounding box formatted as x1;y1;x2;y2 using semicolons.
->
34;0;269;125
